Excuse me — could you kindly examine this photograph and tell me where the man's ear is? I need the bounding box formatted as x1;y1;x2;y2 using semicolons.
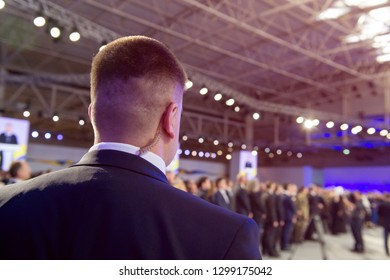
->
162;103;178;139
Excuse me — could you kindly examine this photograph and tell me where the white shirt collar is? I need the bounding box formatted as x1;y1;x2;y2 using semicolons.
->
89;142;166;174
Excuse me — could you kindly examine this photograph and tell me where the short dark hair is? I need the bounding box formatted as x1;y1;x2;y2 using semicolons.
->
90;36;187;141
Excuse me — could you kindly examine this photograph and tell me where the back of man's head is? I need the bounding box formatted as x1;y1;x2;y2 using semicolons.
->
90;36;187;146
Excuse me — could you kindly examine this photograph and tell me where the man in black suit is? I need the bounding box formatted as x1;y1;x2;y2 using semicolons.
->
377;195;390;256
0;36;260;260
235;173;251;216
0;123;18;170
212;177;232;210
281;184;297;251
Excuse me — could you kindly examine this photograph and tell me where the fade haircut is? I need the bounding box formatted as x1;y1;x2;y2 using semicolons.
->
90;36;187;141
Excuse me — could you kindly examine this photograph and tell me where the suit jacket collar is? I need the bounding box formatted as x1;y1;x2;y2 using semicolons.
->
71;150;169;185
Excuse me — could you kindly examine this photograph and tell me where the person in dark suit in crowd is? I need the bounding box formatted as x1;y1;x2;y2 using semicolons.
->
197;176;212;202
377;194;390;256
212;177;233;211
6;161;31;185
235;173;251;216
305;185;324;240
0;123;18;170
348;191;367;253
281;184;297;251
262;182;279;257
0;36;260;260
274;184;285;253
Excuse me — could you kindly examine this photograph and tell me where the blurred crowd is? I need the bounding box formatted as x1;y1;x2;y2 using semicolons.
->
167;171;390;257
0;160;51;187
2;164;390;257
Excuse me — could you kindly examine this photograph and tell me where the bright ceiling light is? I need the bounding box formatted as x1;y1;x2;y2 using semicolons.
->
312;119;320;126
214;93;222;101
345;0;388;8
304;119;314;129
297;153;303;158
199;87;208;95
228;142;233;148
217;150;223;156
253;112;260;120
368;6;390;22
0;0;5;10
317;7;350;20
69;31;81;42
191;151;197;157
226;154;232;160
79;119;85;126
241;144;247;150
52;115;59;122
33;16;46;27
361;21;387;39
379;129;389;136
326;121;335;128
374;34;390;43
31;131;39;138
340;123;349;130
367;127;376;135
50;26;61;38
225;98;235;106
44;132;52;140
377;53;390;63
198;151;204;157
351;125;363;134
387;134;390;140
343;149;350;155
234;106;240;112
213;139;219;146
182;135;188;141
296;116;304;124
185;80;193;90
23;110;30;118
198;137;204;143
345;34;363;43
264;147;270;153
251;150;258;156
276;149;282;155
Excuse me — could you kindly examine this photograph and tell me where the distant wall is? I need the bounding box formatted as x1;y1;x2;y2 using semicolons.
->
179;159;227;181
258;165;390;191
27;144;87;172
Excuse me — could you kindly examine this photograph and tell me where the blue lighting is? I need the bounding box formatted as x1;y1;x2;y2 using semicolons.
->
333;145;342;151
323;132;331;138
336;131;343;137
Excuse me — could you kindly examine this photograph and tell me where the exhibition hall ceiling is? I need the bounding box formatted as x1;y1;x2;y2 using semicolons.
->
1;0;390;164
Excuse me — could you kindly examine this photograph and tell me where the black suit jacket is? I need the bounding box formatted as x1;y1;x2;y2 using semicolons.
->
212;190;232;211
0;133;18;144
235;187;251;216
0;150;260;260
378;201;390;229
282;194;296;222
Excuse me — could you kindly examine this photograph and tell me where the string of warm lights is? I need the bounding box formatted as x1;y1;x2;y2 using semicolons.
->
185;78;261;120
295;115;390;139
30;130;64;141
180;134;305;161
